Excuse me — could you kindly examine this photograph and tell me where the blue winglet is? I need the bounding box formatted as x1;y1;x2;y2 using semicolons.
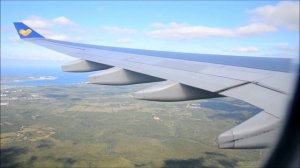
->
13;22;44;39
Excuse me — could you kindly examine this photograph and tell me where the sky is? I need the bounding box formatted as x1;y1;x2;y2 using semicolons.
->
1;1;299;67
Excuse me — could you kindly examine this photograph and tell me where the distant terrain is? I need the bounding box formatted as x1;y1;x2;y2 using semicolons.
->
1;82;267;168
1;76;57;84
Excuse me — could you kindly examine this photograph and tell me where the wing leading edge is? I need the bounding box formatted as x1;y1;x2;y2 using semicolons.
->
13;22;296;149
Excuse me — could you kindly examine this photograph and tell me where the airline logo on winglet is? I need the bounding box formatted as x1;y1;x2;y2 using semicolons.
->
19;29;32;37
13;22;44;39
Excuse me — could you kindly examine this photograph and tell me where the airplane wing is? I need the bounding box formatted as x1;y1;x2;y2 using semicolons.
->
13;22;296;149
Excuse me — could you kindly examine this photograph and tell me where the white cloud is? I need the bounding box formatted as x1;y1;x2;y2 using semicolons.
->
101;26;137;34
274;43;299;53
249;1;299;31
53;16;73;26
230;47;259;53
23;16;74;28
149;22;166;28
146;1;298;40
146;22;276;40
116;38;132;44
23;16;51;29
22;16;75;40
235;23;276;36
264;43;299;58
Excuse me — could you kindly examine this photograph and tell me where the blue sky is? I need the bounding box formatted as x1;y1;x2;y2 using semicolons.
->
1;1;299;67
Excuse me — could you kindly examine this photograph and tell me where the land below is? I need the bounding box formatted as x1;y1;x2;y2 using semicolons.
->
1;83;267;168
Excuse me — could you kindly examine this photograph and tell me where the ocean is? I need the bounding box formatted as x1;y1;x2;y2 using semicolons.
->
1;63;94;86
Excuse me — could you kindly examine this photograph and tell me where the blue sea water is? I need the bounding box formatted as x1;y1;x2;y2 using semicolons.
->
1;63;94;86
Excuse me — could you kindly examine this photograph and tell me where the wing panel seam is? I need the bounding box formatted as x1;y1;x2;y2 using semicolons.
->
253;82;288;95
216;82;251;93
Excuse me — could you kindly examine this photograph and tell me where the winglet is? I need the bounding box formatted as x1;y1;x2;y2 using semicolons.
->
13;22;44;39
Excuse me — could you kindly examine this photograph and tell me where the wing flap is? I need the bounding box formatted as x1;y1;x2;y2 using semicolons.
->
218;111;280;149
220;83;289;118
217;82;290;149
133;81;222;101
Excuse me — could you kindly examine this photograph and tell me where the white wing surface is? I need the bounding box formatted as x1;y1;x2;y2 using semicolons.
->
14;22;296;149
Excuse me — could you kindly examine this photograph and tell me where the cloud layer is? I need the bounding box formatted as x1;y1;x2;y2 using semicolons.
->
229;46;259;53
22;16;74;40
23;16;73;29
101;26;137;34
116;38;132;44
146;22;276;40
146;1;299;40
250;1;299;31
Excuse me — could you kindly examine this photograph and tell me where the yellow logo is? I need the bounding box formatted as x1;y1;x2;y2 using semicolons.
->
19;29;32;37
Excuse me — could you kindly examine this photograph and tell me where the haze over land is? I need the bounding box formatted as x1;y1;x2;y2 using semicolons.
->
1;79;266;168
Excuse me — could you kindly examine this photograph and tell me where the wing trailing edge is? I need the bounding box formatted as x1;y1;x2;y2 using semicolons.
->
133;81;222;101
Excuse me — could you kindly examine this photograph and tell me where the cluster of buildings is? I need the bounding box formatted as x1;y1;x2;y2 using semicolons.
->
0;88;49;107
